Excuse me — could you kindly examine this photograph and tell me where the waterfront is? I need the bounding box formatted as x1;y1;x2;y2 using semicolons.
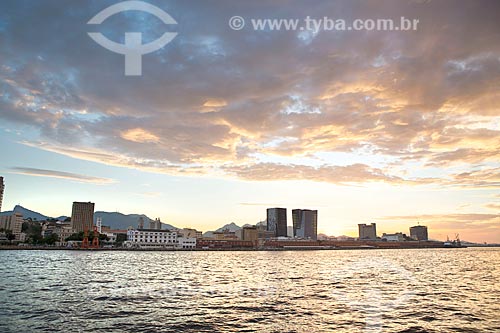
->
0;248;498;332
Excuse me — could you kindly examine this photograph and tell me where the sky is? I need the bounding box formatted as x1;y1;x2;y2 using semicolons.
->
0;0;499;242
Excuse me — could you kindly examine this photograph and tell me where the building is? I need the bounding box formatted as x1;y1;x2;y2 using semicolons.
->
55;223;74;243
177;228;203;239
212;230;238;240
177;237;196;249
71;202;95;233
0;212;23;240
96;217;102;233
126;228;196;249
267;208;287;237
126;228;178;248
241;226;258;243
410;225;428;241
292;209;318;240
0;176;4;212
137;217;145;229
42;221;73;244
197;239;254;249
358;223;377;240
103;229;128;243
382;232;406;242
149;218;162;230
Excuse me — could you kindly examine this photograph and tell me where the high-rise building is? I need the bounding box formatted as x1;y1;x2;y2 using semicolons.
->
0;212;23;240
292;209;318;240
266;208;287;237
71;202;95;233
410;225;428;241
358;223;377;240
137;217;145;229
0;176;4;212
149;218;162;230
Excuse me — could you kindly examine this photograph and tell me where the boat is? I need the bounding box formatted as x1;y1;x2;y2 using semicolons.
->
444;234;467;248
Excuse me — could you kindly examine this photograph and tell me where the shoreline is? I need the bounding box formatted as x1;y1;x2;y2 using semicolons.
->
0;245;493;251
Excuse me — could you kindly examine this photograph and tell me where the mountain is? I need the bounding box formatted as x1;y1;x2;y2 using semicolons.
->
0;205;175;230
94;211;176;231
203;222;242;238
215;222;242;232
0;205;48;221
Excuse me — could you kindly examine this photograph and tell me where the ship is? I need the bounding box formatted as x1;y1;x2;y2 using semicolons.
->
443;234;467;248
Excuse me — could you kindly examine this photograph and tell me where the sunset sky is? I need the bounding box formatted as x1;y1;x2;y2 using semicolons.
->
0;0;499;242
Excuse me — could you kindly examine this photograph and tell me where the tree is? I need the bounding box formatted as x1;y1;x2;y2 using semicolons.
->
5;230;15;242
66;232;84;242
21;221;43;244
42;233;60;245
65;231;108;242
115;233;127;246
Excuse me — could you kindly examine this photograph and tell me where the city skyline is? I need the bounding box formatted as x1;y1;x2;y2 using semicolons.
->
0;1;499;243
0;180;489;243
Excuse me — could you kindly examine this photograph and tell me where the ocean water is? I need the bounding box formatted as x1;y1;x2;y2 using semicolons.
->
0;248;498;332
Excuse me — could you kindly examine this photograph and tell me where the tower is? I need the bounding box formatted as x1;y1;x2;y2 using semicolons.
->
71;202;95;233
358;223;377;240
266;208;287;237
410;225;428;241
96;217;102;233
0;176;4;212
91;225;99;248
292;209;318;240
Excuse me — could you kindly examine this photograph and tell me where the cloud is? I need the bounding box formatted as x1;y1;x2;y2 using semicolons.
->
121;128;161;144
135;191;163;198
485;203;500;211
9;167;116;185
223;163;404;185
448;167;500;189
0;0;498;185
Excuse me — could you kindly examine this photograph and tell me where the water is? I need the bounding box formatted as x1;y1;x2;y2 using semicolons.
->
0;248;498;332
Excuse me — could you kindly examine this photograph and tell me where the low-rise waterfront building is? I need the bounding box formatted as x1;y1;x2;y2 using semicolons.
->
126;228;196;249
241;226;258;243
197;239;254;249
177;228;203;239
104;229;128;243
177;237;196;249
56;223;73;244
382;232;406;242
213;230;238;240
